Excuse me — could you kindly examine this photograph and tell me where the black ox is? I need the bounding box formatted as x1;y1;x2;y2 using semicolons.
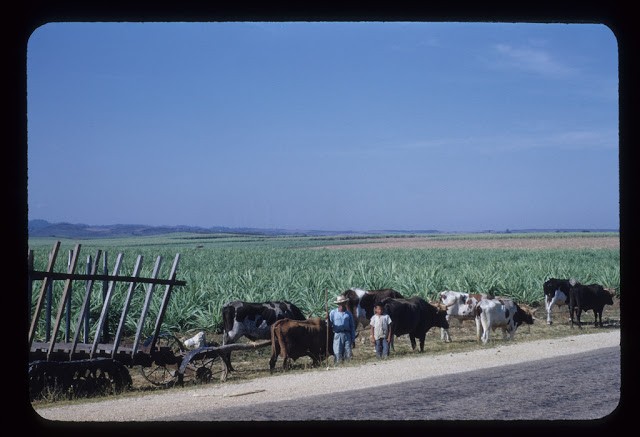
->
569;283;615;328
380;296;449;352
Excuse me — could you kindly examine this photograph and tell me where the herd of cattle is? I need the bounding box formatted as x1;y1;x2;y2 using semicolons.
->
192;278;616;372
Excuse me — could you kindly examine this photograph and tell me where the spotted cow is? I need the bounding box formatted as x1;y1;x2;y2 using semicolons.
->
474;297;535;344
439;290;484;342
221;300;306;345
543;278;578;325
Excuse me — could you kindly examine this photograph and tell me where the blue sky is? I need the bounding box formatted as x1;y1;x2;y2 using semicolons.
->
26;22;619;232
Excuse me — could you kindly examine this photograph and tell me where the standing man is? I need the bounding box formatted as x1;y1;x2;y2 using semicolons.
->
329;295;357;364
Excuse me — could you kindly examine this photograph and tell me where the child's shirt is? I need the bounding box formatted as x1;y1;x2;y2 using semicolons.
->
370;313;392;340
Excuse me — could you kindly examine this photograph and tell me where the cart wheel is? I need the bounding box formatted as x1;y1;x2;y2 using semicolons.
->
181;355;223;385
139;334;184;387
139;363;178;387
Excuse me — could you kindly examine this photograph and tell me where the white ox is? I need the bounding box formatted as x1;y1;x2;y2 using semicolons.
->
475;298;536;344
439;291;483;342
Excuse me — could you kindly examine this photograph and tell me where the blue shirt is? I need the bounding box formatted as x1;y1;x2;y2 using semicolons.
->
329;308;356;343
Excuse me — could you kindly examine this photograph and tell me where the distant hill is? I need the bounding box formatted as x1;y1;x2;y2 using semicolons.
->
26;220;422;238
26;220;617;239
27;220;304;238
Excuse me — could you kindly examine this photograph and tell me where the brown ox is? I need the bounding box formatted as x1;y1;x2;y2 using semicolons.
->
269;317;334;373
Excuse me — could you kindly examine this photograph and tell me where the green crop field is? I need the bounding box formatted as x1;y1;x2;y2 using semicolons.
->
28;232;620;341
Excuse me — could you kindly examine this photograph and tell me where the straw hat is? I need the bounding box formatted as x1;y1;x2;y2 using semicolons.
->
334;295;349;304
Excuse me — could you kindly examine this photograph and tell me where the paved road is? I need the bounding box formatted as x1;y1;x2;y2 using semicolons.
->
163;346;622;422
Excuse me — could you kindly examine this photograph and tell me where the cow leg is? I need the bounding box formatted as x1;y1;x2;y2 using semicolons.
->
441;315;452;342
475;316;482;342
575;305;583;329
310;353;319;367
569;303;575;328
480;316;490;344
506;324;515;341
269;342;280;373
545;297;553;325
595;309;602;327
270;327;286;373
418;335;426;352
220;352;234;373
409;334;417;350
599;309;605;327
441;327;451;343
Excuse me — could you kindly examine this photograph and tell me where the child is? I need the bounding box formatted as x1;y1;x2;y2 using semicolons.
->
370;302;392;359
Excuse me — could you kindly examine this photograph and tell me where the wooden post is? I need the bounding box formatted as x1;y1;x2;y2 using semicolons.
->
149;254;180;353
112;255;143;358
29;241;60;347
131;256;162;356
101;252;109;343
47;244;81;360
84;254;91;342
45;280;52;342
27;250;33;326
70;250;102;359
90;253;123;358
65;249;72;343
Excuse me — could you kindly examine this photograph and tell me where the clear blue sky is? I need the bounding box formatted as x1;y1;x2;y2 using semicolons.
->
26;22;619;232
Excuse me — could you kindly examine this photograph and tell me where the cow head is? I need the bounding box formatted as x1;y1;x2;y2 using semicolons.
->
514;304;535;326
432;304;450;329
462;296;481;316
518;303;539;320
221;303;237;344
602;286;615;306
